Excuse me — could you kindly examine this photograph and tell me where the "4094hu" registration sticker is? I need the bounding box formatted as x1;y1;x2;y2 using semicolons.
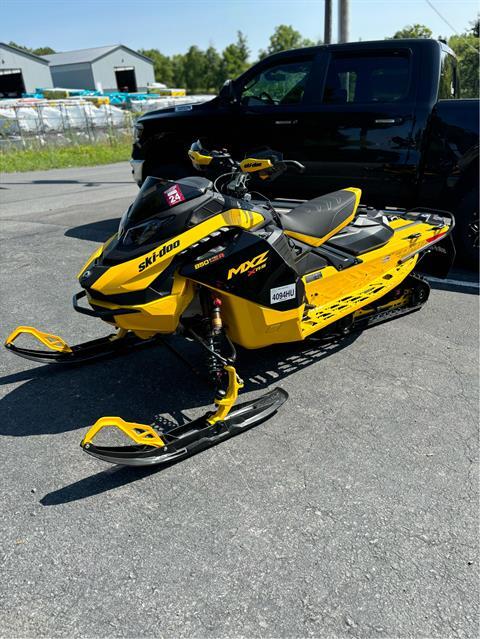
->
270;283;296;304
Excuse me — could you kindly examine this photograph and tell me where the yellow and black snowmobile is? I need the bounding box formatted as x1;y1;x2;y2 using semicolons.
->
5;141;455;467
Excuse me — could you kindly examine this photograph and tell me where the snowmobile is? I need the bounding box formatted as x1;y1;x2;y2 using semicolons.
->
4;141;455;467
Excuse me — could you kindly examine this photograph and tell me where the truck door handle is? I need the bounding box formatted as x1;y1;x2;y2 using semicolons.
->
374;118;403;125
275;120;298;125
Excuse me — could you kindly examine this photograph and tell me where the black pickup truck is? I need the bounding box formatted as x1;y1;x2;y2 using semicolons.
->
131;39;479;265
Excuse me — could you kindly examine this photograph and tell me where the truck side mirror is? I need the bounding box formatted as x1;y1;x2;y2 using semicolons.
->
219;79;237;103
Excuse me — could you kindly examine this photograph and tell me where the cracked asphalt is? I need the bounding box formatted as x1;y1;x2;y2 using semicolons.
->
0;163;478;638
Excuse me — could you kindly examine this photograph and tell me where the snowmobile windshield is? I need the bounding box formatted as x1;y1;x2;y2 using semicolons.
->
118;176;213;248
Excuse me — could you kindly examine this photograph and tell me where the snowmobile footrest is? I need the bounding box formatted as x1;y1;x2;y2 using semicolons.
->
81;387;289;467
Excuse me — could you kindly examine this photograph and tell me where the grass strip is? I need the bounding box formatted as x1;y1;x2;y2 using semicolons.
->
1;141;132;173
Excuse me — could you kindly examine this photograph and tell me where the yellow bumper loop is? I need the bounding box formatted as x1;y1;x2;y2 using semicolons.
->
81;416;166;448
4;326;72;353
207;365;244;425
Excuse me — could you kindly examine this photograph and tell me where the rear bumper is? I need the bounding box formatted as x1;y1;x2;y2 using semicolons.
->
130;159;144;186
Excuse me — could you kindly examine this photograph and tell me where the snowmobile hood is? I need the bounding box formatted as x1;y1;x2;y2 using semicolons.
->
98;175;224;264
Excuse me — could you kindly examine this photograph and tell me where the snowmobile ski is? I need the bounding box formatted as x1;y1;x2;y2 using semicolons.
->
81;385;288;467
4;326;161;365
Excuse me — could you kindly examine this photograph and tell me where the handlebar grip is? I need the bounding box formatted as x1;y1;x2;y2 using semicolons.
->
285;160;306;174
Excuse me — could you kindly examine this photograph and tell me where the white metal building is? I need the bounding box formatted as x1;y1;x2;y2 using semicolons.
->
43;45;155;92
0;43;53;98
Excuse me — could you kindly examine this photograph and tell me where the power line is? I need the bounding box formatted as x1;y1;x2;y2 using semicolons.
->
424;0;462;36
425;0;478;54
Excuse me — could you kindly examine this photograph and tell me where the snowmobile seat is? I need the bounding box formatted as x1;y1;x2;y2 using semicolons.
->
279;189;360;247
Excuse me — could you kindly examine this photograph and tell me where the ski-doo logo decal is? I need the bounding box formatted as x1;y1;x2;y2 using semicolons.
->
227;251;269;280
164;184;185;207
194;252;225;270
138;240;180;272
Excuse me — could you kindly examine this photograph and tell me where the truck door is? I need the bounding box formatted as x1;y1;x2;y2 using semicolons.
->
301;47;418;205
231;54;317;193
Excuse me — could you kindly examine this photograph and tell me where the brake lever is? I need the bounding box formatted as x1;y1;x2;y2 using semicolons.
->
285;160;306;174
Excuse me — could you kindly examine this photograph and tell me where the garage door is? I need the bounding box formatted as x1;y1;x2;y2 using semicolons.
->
0;68;26;98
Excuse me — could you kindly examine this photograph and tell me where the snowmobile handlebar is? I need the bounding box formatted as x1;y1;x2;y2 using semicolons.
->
188;140;305;195
283;160;306;174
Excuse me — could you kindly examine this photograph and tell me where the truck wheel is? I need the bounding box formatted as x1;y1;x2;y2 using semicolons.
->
456;189;479;269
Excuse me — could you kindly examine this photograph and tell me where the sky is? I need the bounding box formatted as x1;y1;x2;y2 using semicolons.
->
2;0;478;58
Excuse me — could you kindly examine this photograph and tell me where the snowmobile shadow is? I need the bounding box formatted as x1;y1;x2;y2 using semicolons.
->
40;466;162;506
0;341;212;439
64;217;121;242
0;333;358;440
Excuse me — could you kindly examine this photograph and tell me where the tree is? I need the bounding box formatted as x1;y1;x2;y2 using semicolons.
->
470;16;479;38
32;46;55;56
222;31;250;79
8;41;55;55
171;54;186;89
259;25;316;59
448;18;479;98
182;46;210;93
392;24;433;39
138;48;174;86
204;46;225;92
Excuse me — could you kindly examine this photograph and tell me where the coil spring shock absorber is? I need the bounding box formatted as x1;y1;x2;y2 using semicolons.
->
200;290;224;387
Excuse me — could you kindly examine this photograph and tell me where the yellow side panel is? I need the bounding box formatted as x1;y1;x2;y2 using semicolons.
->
89;276;195;337
302;257;418;337
219;292;304;349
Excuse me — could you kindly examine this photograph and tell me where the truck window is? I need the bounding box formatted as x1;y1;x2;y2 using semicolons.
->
438;51;457;99
240;60;313;107
323;52;411;104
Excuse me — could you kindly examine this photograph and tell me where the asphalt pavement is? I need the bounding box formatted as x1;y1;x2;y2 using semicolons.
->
0;163;478;638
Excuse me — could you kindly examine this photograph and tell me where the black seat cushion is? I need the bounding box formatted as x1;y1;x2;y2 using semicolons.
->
279;189;359;247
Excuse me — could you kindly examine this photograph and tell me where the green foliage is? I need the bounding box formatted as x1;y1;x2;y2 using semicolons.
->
32;46;56;56
138;48;174;86
392;24;433;39
169;54;184;88
448;18;480;98
390;19;479;98
138;31;249;93
1;140;131;173
8;41;55;56
182;45;209;93
204;46;226;92
259;25;316;59
222;31;250;78
471;16;479;38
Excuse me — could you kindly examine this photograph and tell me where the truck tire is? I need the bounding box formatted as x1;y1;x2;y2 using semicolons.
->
455;189;479;269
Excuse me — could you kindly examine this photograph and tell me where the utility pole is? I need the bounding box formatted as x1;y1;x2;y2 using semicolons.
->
338;0;349;43
324;0;332;44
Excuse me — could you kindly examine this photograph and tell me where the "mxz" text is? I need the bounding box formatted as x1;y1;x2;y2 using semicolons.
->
227;251;269;280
